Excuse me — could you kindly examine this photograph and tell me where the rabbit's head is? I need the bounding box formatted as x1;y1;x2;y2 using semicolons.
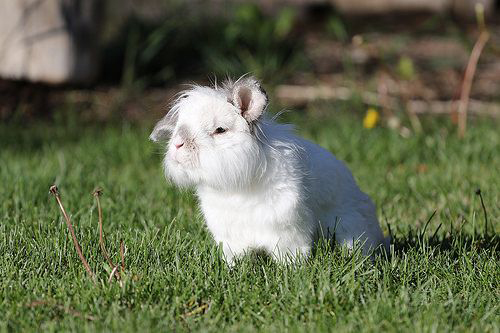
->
150;77;269;190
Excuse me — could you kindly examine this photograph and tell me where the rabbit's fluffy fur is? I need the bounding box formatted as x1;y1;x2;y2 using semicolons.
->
151;76;388;265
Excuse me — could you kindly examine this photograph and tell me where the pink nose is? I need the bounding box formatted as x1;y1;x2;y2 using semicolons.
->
174;142;184;149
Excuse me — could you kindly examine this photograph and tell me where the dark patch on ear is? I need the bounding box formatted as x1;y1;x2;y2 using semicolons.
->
258;84;269;104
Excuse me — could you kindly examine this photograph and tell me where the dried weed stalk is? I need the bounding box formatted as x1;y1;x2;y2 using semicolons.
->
50;185;126;284
93;188;122;281
27;300;96;321
456;4;490;138
49;185;95;281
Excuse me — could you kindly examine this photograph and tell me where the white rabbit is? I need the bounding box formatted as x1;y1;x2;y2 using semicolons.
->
151;76;388;265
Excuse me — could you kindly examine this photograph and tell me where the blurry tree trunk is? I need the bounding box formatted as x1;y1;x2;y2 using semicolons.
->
0;0;100;84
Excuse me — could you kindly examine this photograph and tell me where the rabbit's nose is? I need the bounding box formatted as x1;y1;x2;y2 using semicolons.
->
172;136;185;150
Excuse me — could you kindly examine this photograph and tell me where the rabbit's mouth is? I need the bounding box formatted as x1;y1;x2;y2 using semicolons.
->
163;143;204;187
164;156;201;188
167;144;199;167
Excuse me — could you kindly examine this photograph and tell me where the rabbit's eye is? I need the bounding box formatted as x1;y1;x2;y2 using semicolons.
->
214;127;226;134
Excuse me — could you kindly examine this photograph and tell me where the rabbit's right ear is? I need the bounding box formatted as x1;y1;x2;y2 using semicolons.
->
150;111;178;142
230;77;268;123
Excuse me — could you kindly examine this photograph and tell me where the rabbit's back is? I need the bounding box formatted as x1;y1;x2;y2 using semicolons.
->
296;137;386;252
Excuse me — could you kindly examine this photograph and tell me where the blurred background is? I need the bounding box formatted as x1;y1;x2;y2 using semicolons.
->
0;0;498;127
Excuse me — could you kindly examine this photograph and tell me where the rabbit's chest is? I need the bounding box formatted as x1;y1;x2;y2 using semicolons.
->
201;192;283;226
198;188;306;245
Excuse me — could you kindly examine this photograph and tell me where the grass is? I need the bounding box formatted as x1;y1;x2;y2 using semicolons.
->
0;106;498;332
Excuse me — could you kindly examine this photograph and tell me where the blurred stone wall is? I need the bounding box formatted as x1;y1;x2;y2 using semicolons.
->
0;0;100;84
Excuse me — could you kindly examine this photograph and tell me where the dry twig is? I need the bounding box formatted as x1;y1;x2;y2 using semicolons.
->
456;30;489;137
108;265;120;283
182;302;210;319
27;300;96;321
120;239;126;272
50;185;127;284
456;4;490;138
275;85;499;117
93;188;121;280
49;185;95;281
93;188;112;266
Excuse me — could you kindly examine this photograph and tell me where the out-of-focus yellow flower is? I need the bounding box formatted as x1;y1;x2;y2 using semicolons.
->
363;108;380;129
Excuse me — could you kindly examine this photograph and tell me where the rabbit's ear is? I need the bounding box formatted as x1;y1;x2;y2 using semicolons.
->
150;111;178;142
231;77;268;123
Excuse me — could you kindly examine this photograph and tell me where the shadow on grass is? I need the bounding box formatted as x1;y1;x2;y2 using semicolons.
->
229;228;498;270
392;230;498;256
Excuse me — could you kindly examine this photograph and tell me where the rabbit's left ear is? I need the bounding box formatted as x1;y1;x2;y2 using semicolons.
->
150;110;178;142
231;77;268;123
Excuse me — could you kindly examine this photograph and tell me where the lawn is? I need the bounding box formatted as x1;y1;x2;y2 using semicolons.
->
0;105;498;332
